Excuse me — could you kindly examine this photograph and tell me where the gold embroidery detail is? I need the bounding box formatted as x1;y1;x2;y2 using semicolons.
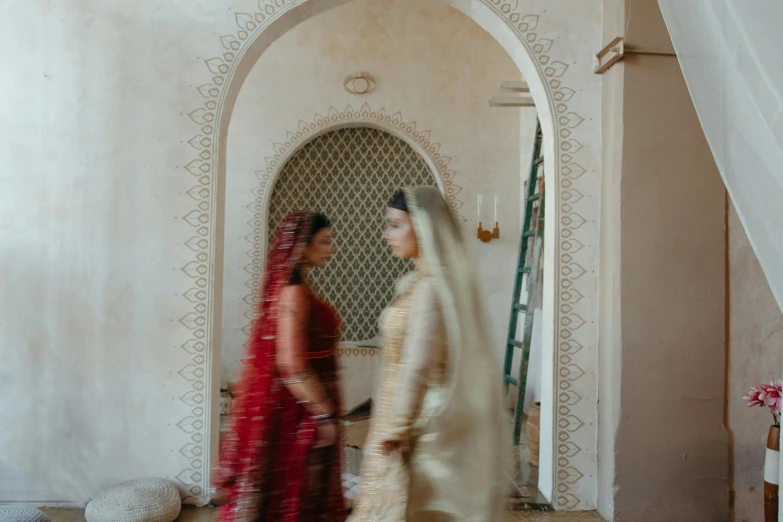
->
347;273;423;521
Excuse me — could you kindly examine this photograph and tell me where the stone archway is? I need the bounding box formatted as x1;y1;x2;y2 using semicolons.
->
178;0;601;510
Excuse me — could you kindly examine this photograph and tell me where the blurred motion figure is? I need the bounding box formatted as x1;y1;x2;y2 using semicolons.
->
214;211;346;522
348;187;509;522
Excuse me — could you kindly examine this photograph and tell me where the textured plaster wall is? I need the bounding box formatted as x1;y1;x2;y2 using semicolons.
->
0;0;242;503
600;1;730;520
727;202;783;522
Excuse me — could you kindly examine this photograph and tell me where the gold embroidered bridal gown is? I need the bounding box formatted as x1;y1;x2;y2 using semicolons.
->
349;187;508;522
348;273;446;522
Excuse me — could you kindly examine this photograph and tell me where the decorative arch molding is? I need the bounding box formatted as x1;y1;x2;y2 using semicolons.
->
256;103;465;223
177;0;601;511
239;105;464;337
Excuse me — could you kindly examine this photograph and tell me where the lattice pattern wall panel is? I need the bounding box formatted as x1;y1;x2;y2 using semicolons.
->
267;127;437;341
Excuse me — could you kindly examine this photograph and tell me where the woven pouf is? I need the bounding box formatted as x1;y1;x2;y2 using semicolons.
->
0;506;51;522
85;478;181;522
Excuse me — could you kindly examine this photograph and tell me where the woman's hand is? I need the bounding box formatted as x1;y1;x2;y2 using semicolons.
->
211;487;230;507
314;420;338;449
209;467;231;506
381;439;411;459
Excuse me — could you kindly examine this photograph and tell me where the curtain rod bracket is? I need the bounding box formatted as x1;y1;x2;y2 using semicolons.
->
595;36;625;74
594;37;677;74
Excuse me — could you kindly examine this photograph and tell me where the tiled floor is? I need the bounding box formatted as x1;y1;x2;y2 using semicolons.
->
43;506;604;521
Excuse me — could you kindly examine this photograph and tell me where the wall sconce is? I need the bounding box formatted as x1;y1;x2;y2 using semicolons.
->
477;193;500;243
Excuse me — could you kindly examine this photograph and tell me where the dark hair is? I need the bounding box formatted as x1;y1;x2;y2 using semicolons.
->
308;213;331;243
388;189;409;212
290;212;331;285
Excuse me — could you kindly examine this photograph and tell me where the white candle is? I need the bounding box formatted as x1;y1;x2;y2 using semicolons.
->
477;193;482;223
494;194;498;223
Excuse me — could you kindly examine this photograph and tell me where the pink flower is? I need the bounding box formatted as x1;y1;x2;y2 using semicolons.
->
744;381;783;423
745;386;765;407
762;381;783;415
768;395;782;416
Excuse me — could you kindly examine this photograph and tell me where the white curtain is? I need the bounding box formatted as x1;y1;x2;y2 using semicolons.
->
657;4;783;518
657;0;783;312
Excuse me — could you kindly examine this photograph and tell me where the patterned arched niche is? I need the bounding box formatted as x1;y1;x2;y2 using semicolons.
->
265;126;439;343
253;124;442;415
179;0;601;510
235;105;467;349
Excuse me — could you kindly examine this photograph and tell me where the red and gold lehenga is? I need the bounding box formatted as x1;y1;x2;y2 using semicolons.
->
214;212;345;522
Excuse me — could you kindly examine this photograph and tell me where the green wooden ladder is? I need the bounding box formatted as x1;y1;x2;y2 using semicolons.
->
503;120;545;445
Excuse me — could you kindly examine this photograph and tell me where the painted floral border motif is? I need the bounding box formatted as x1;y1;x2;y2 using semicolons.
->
180;0;595;510
337;347;382;357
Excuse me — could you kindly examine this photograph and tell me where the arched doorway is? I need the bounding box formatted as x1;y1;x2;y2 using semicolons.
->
178;0;602;510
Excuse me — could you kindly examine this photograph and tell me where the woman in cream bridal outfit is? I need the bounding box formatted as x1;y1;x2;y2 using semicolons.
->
348;187;509;522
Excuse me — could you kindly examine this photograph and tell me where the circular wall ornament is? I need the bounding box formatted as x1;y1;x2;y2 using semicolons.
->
344;74;376;95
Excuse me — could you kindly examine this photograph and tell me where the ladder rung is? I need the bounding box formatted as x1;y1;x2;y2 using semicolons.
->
513;304;528;313
503;348;532;364
523;230;536;238
534;156;544;167
518;267;531;274
507;340;533;357
504;375;518;387
528;193;541;202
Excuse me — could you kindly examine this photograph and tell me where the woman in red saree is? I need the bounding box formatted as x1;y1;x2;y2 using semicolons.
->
214;211;346;522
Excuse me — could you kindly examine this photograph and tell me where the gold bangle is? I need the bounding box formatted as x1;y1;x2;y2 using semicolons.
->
282;371;313;385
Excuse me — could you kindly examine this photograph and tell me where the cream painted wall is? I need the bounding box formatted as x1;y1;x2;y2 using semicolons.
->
599;1;729;520
620;56;728;522
598;0;625;517
1;0;604;507
0;0;240;503
728;202;783;522
221;0;533;386
616;55;728;521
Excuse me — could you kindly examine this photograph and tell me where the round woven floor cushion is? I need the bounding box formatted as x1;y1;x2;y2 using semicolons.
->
85;478;181;522
0;506;51;522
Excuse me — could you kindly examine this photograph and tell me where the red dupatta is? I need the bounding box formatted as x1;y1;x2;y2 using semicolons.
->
214;212;344;522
